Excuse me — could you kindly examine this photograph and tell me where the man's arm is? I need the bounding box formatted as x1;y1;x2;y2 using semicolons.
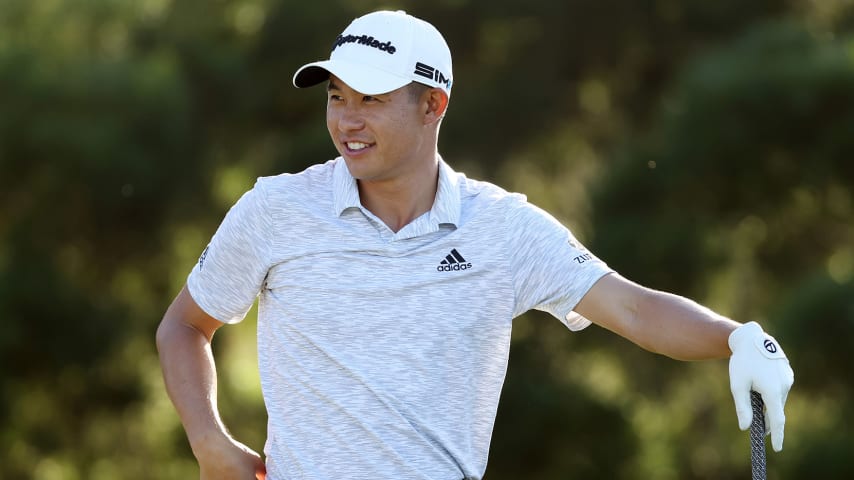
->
574;272;739;360
156;285;266;480
574;272;793;451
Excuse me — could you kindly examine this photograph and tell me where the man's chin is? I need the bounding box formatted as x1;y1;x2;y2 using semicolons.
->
341;157;374;180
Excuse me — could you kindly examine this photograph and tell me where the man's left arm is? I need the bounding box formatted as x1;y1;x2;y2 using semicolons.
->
575;272;737;360
574;272;794;451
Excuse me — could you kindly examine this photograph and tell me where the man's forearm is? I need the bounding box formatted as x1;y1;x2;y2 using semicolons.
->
156;320;229;450
635;288;740;361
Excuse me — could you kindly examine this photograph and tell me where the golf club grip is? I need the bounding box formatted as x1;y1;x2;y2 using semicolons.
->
750;390;767;480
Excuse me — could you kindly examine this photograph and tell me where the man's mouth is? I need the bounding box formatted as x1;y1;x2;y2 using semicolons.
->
346;141;371;151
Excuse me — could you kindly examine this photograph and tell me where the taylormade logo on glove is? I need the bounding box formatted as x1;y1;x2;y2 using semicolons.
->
728;321;794;452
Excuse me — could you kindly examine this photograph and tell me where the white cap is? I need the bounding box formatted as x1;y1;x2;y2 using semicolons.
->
293;10;453;96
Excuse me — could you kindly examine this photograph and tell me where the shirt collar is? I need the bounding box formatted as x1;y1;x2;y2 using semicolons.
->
430;157;461;227
332;156;461;228
332;157;362;215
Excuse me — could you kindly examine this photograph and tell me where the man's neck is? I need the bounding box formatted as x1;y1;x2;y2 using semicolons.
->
357;156;440;233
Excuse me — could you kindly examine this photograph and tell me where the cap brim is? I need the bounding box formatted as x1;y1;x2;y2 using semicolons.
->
293;59;411;95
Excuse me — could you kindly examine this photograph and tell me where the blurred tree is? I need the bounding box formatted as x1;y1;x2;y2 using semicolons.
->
1;0;219;476
588;19;854;479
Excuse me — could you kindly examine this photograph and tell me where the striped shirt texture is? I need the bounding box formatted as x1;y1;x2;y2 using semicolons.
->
187;157;612;480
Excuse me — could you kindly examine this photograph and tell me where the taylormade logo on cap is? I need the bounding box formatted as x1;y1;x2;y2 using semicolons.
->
332;34;397;54
293;10;453;96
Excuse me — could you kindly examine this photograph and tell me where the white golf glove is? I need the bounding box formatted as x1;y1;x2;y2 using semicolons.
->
728;321;794;452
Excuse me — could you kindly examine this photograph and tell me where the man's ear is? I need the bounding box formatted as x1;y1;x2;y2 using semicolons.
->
424;89;449;125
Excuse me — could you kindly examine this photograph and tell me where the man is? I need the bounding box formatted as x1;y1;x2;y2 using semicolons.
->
156;10;794;480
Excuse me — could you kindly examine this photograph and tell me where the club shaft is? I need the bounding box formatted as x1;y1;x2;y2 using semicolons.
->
750;391;766;480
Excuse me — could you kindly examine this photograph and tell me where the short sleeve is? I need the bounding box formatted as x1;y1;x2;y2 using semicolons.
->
507;196;612;331
187;179;274;324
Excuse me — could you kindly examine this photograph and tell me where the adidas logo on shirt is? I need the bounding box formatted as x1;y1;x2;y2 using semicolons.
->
437;248;472;272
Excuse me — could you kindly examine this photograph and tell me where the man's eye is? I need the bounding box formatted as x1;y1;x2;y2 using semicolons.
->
329;95;343;102
363;96;378;102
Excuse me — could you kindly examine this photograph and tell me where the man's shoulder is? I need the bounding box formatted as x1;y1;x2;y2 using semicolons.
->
256;159;338;194
447;170;536;233
455;173;527;211
245;159;339;221
450;168;566;231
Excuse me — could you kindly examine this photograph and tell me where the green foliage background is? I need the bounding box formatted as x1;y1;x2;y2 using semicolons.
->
1;0;852;478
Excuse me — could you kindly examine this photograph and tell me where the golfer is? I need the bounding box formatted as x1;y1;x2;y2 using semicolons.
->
157;10;794;480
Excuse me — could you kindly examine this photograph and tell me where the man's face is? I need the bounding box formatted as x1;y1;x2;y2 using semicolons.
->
326;75;432;182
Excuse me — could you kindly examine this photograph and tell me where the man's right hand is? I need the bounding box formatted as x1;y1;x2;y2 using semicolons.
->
157;286;266;479
193;434;267;480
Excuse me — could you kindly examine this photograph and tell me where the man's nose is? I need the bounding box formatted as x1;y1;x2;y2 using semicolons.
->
338;105;366;131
